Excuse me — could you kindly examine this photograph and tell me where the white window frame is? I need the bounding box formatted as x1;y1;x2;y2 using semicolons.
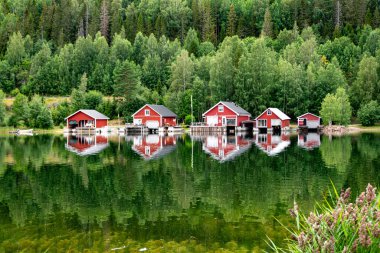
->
218;105;224;112
145;109;150;116
267;110;272;115
258;119;267;127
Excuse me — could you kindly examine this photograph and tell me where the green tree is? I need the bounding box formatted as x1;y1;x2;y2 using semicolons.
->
320;93;338;126
71;73;88;111
261;7;273;37
226;4;237;36
320;87;351;126
113;60;140;102
0;90;5;125
28;95;44;128
358;100;380;126
36;106;54;129
184;28;200;56
351;55;379;111
85;91;103;109
12;93;29;126
335;87;352;125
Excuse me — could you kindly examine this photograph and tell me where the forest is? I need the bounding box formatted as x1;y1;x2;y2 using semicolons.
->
0;0;380;127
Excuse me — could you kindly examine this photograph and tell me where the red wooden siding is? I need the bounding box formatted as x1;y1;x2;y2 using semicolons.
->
133;105;176;127
66;111;108;129
204;102;249;127
256;110;290;129
297;113;320;127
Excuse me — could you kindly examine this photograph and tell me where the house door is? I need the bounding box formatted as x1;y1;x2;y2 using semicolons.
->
222;117;226;126
303;119;307;126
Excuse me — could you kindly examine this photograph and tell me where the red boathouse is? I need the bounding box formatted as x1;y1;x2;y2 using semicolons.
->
132;104;177;129
65;110;109;129
202;101;251;127
255;108;290;132
297;113;321;129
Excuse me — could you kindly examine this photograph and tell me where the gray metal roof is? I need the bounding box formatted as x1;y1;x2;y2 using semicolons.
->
202;101;251;116
220;101;251;116
147;104;177;117
65;110;110;120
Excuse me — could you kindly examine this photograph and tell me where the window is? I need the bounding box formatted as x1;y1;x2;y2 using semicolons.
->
258;119;267;127
145;146;150;155
218;105;224;112
267;109;272;115
145;109;150;116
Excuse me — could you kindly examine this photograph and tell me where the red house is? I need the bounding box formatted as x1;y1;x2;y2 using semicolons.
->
202;135;253;162
202;101;251;127
254;133;290;156
65;110;109;129
132;135;177;160
132;104;177;129
297;113;321;129
255;108;290;131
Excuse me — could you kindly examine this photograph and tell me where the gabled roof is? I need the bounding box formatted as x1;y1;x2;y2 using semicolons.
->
255;108;290;120
297;112;321;119
132;104;177;117
202;101;251;116
65;110;110;120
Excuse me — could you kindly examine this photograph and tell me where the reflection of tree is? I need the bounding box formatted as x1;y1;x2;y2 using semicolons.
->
0;134;378;251
320;135;352;173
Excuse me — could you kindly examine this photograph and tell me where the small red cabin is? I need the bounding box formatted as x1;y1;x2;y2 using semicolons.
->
255;108;290;131
202;101;251;127
132;104;177;129
65;110;109;129
297;113;321;129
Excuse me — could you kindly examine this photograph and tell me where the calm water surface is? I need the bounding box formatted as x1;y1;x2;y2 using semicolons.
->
0;132;379;252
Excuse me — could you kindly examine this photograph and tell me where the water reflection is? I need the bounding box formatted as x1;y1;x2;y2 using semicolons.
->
0;133;379;252
131;134;178;160
254;133;290;156
197;135;253;162
298;133;321;150
65;134;109;156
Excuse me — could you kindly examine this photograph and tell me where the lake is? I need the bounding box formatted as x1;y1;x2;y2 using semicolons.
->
0;132;379;252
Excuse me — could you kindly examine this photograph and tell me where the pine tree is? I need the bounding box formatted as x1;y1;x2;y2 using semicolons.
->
0;90;5;126
100;0;110;40
226;4;237;36
113;60;140;102
261;7;273;37
110;0;123;37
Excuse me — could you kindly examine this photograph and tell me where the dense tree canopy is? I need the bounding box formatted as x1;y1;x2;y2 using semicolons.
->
0;0;379;125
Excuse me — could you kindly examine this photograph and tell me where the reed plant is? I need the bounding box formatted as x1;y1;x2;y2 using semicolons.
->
269;184;380;252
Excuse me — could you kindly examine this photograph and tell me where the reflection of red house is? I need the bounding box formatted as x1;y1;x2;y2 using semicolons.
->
132;104;177;129
297;113;321;129
254;133;290;156
298;133;321;150
65;135;109;156
202;101;251;127
65;110;109;129
132;135;177;160
255;108;290;131
202;135;253;162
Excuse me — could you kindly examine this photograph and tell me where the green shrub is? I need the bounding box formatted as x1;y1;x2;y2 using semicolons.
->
270;184;380;252
10;88;20;97
358;101;380;126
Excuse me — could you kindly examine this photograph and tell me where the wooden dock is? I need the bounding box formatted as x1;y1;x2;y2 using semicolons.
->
125;125;149;134
190;126;228;134
73;127;97;134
